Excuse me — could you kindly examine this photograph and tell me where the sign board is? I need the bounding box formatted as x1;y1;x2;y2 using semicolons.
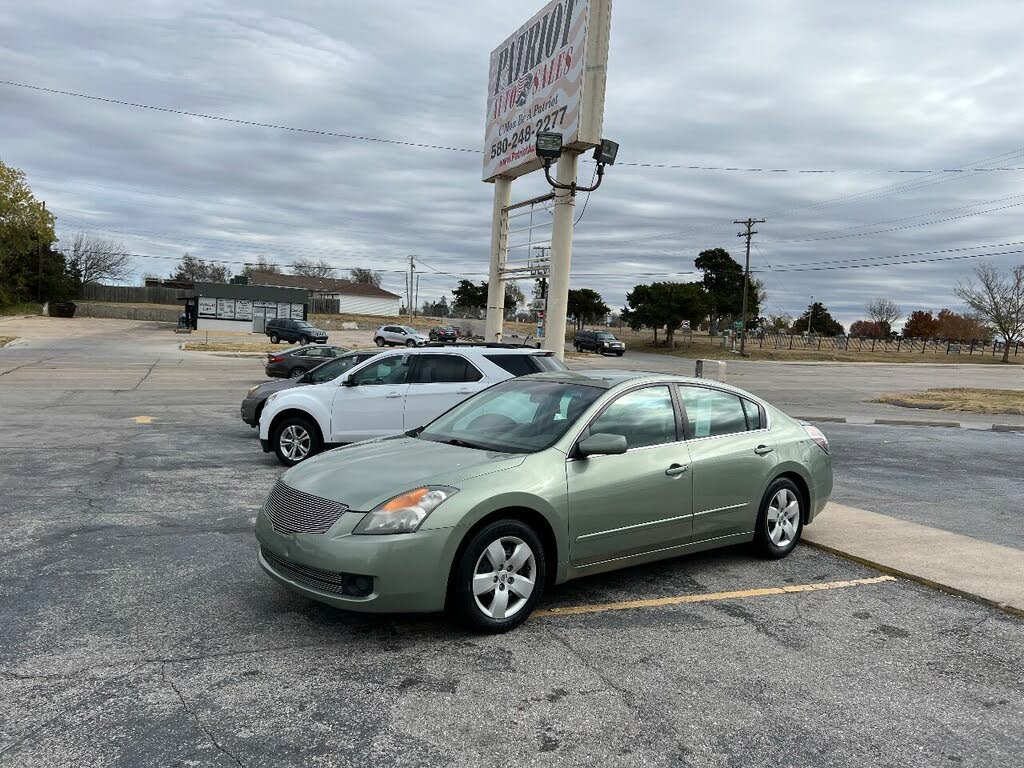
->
530;298;546;310
483;0;612;181
290;303;305;320
216;299;236;319
680;320;690;330
197;298;217;318
234;299;253;321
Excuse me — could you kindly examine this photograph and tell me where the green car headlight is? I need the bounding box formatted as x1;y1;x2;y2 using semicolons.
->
353;487;457;535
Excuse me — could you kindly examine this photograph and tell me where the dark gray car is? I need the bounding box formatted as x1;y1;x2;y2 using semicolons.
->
265;345;349;379
243;350;380;427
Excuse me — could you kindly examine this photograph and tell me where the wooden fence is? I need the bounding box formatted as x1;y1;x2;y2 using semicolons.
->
310;297;340;315
79;283;185;305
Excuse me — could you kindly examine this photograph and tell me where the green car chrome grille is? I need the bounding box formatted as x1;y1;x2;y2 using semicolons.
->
263;480;348;535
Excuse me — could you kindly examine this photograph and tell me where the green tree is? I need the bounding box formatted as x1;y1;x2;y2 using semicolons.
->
451;280;487;317
791;302;844;336
170;252;230;284
694;248;760;334
451;280;522;320
567;288;610;330
0;159;64;305
622;281;709;348
349;267;382;287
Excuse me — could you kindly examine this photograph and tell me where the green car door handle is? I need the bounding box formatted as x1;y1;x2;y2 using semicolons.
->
665;464;689;477
754;445;774;456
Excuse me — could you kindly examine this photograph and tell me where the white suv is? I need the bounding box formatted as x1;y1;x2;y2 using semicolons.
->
258;346;566;465
374;325;429;347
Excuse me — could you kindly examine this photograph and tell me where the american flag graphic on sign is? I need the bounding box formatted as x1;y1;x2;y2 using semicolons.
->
515;72;534;106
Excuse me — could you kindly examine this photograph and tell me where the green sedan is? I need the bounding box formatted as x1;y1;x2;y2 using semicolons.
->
255;370;833;632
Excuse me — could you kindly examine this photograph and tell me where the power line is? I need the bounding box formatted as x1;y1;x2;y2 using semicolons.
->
760;240;1024;269
758;247;1024;273
9;78;1024;174
762;199;1024;244
0;80;481;154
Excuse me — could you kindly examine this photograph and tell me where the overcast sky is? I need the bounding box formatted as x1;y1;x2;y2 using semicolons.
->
3;0;1024;327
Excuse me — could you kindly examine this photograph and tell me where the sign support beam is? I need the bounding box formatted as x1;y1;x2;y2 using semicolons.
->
541;151;579;360
485;177;512;341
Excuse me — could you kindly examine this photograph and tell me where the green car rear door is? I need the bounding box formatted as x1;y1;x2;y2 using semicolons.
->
677;385;779;541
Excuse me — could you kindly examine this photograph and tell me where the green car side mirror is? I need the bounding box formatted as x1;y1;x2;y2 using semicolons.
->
577;433;628;458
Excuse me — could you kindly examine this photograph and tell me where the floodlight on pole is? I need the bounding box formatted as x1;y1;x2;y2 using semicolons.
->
536;133;618;195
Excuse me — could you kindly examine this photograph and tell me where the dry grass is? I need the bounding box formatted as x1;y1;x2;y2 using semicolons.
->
0;336;16;347
873;388;1024;415
182;341;286;353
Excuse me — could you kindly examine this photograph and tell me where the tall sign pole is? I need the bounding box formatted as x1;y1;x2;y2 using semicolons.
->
481;0;613;357
734;217;765;357
543;152;579;356
485;179;511;341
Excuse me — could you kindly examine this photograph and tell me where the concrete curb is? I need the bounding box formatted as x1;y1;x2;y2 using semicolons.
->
873;418;961;428
804;539;1024;619
803;503;1024;619
992;424;1024;433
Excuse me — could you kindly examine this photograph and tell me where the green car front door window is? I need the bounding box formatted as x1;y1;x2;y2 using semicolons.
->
586;386;678;449
418;379;602;453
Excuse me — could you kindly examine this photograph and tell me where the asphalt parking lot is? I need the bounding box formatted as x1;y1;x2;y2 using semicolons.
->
2;318;1022;767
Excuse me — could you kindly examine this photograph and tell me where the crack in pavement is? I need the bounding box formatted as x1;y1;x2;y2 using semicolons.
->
0;356;57;377
132;357;161;391
160;662;245;767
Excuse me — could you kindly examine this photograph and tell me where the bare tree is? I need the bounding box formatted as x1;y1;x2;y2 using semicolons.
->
66;231;132;284
866;297;902;335
291;258;334;278
348;267;382;287
954;263;1024;363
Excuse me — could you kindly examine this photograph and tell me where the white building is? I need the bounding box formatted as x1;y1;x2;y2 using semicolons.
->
181;281;310;333
248;272;401;316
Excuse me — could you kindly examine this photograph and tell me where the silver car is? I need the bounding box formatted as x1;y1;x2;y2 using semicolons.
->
374;325;429;348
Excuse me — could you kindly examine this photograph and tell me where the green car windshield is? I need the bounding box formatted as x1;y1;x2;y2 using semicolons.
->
418;379;603;453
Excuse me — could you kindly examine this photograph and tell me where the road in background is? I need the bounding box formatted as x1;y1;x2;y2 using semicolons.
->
571;346;1024;428
823;423;1023;550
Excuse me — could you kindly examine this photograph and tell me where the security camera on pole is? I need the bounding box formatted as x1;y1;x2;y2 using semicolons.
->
482;0;614;359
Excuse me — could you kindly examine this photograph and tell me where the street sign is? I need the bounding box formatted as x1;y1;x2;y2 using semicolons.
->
530;298;546;310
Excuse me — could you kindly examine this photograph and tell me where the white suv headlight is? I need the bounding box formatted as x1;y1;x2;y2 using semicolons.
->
353;487;457;535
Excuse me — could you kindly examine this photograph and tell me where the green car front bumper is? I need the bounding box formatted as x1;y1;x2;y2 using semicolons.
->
255;512;457;613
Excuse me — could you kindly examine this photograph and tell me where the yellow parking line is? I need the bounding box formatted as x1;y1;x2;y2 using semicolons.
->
534;575;897;618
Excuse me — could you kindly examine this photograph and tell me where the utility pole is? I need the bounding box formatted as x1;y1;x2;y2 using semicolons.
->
734;217;765;356
37;201;46;304
532;245;550;340
407;255;415;321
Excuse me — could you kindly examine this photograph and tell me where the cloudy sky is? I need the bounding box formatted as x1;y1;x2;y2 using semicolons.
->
3;0;1024;327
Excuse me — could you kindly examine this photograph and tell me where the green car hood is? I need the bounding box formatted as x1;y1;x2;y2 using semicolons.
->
280;436;526;511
